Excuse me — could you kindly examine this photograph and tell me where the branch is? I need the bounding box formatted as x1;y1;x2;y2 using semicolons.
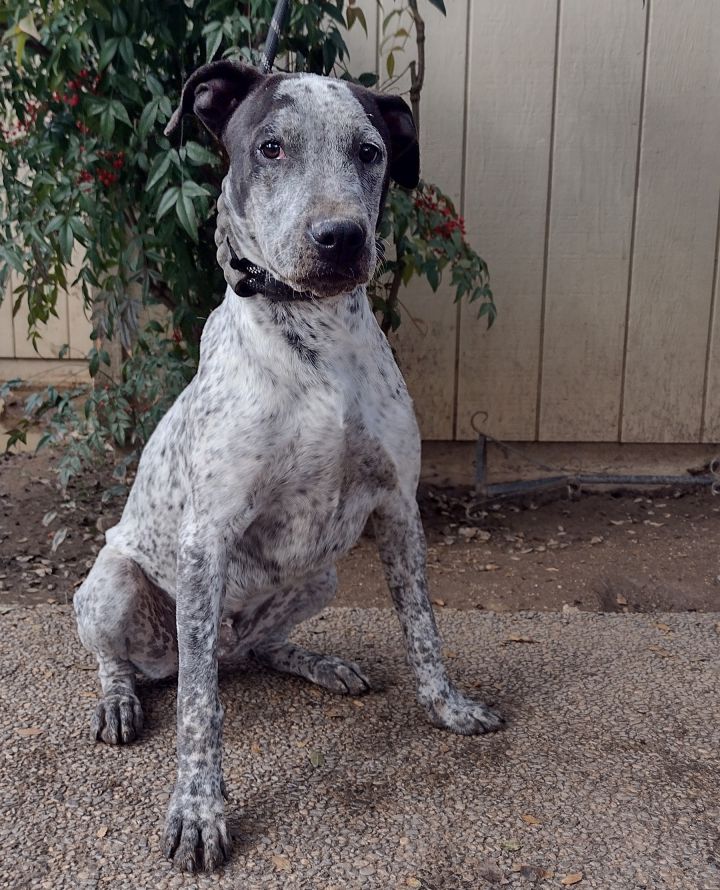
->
407;0;425;133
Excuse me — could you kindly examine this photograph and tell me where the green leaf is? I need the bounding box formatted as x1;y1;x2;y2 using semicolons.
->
100;106;115;140
0;246;24;275
109;100;132;127
184;141;219;166
180;180;212;200
59;222;74;262
427;0;447;13
157;186;179;220
45;216;65;235
98;36;120;70
118;36;134;68
146;73;164;97
138;99;159;142
203;22;223;61
69;217;92;244
146;153;172;191
111;5;128;34
175;191;198;242
386;51;395;79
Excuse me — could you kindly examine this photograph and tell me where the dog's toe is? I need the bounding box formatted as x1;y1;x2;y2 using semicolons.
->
163;796;230;873
310;655;371;695
92;693;143;745
424;688;504;736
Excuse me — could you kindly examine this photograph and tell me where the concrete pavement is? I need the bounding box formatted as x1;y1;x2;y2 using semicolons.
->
1;605;718;889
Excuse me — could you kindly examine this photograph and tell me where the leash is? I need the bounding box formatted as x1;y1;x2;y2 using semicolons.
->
261;0;291;73
213;0;309;302
216;0;320;302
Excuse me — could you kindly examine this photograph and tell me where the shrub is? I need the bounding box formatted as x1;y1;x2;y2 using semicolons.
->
0;0;493;489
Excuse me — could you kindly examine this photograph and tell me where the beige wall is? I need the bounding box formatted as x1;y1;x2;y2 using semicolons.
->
2;0;720;444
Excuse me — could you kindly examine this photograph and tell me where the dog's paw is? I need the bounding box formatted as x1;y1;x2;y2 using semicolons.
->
91;692;143;745
163;793;230;872
309;655;371;695
422;688;504;736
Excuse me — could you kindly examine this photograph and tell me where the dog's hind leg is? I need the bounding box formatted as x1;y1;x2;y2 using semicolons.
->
74;545;178;744
247;567;371;695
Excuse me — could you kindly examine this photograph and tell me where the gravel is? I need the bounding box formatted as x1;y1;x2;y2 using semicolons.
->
1;605;719;889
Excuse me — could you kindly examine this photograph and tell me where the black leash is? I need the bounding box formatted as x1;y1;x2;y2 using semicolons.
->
261;0;291;73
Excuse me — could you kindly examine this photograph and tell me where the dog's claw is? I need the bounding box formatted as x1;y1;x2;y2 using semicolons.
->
423;688;504;736
163;795;230;872
308;655;372;695
91;693;143;745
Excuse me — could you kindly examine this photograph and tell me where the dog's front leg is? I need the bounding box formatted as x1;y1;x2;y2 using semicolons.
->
163;521;230;872
374;495;504;735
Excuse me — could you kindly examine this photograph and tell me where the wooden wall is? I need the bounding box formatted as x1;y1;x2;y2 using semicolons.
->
350;0;720;443
2;0;719;443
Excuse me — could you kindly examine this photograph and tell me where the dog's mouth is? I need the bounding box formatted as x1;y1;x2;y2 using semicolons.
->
280;264;370;299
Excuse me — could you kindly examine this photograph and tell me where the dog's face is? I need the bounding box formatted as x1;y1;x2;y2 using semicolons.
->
166;62;419;298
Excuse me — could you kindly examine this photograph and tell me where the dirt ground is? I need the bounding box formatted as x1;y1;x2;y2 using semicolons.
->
1;445;718;614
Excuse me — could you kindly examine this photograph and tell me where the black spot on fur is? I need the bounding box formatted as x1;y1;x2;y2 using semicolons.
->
284;329;319;366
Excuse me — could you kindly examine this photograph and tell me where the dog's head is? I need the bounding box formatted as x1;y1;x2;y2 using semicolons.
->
166;61;419;298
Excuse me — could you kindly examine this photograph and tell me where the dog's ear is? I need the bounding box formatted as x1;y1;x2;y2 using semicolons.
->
373;94;420;190
164;60;263;143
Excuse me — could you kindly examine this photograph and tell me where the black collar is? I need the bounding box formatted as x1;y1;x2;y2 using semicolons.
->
226;239;314;302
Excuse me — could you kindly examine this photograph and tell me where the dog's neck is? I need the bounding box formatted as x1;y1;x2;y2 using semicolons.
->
215;179;315;303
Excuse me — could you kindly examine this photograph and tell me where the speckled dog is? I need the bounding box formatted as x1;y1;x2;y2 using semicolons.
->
74;60;503;873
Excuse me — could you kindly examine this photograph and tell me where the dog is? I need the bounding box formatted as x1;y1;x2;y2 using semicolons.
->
73;60;503;873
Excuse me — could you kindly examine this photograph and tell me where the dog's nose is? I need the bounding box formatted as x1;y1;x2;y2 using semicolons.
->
309;218;366;263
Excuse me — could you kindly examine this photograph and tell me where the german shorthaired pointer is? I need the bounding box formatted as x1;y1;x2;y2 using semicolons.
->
74;60;502;872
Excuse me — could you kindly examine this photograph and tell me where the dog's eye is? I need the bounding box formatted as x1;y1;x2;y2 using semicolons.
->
358;143;381;164
259;140;285;160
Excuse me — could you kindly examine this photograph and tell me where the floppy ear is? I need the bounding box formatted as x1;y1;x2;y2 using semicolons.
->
373;94;420;189
164;60;263;143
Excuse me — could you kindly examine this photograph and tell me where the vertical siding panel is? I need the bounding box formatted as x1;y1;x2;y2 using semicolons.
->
378;0;466;439
456;0;558;441
538;0;646;442
621;0;720;442
701;196;720;441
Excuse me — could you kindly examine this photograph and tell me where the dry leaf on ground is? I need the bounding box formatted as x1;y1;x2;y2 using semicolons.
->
16;727;43;737
520;814;541;826
647;645;674;658
96;825;108;838
431;598;446;607
561;873;584;886
504;635;537;645
271;855;291;872
308;749;324;768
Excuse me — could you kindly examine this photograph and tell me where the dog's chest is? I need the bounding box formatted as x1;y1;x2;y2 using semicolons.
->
227;390;399;593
